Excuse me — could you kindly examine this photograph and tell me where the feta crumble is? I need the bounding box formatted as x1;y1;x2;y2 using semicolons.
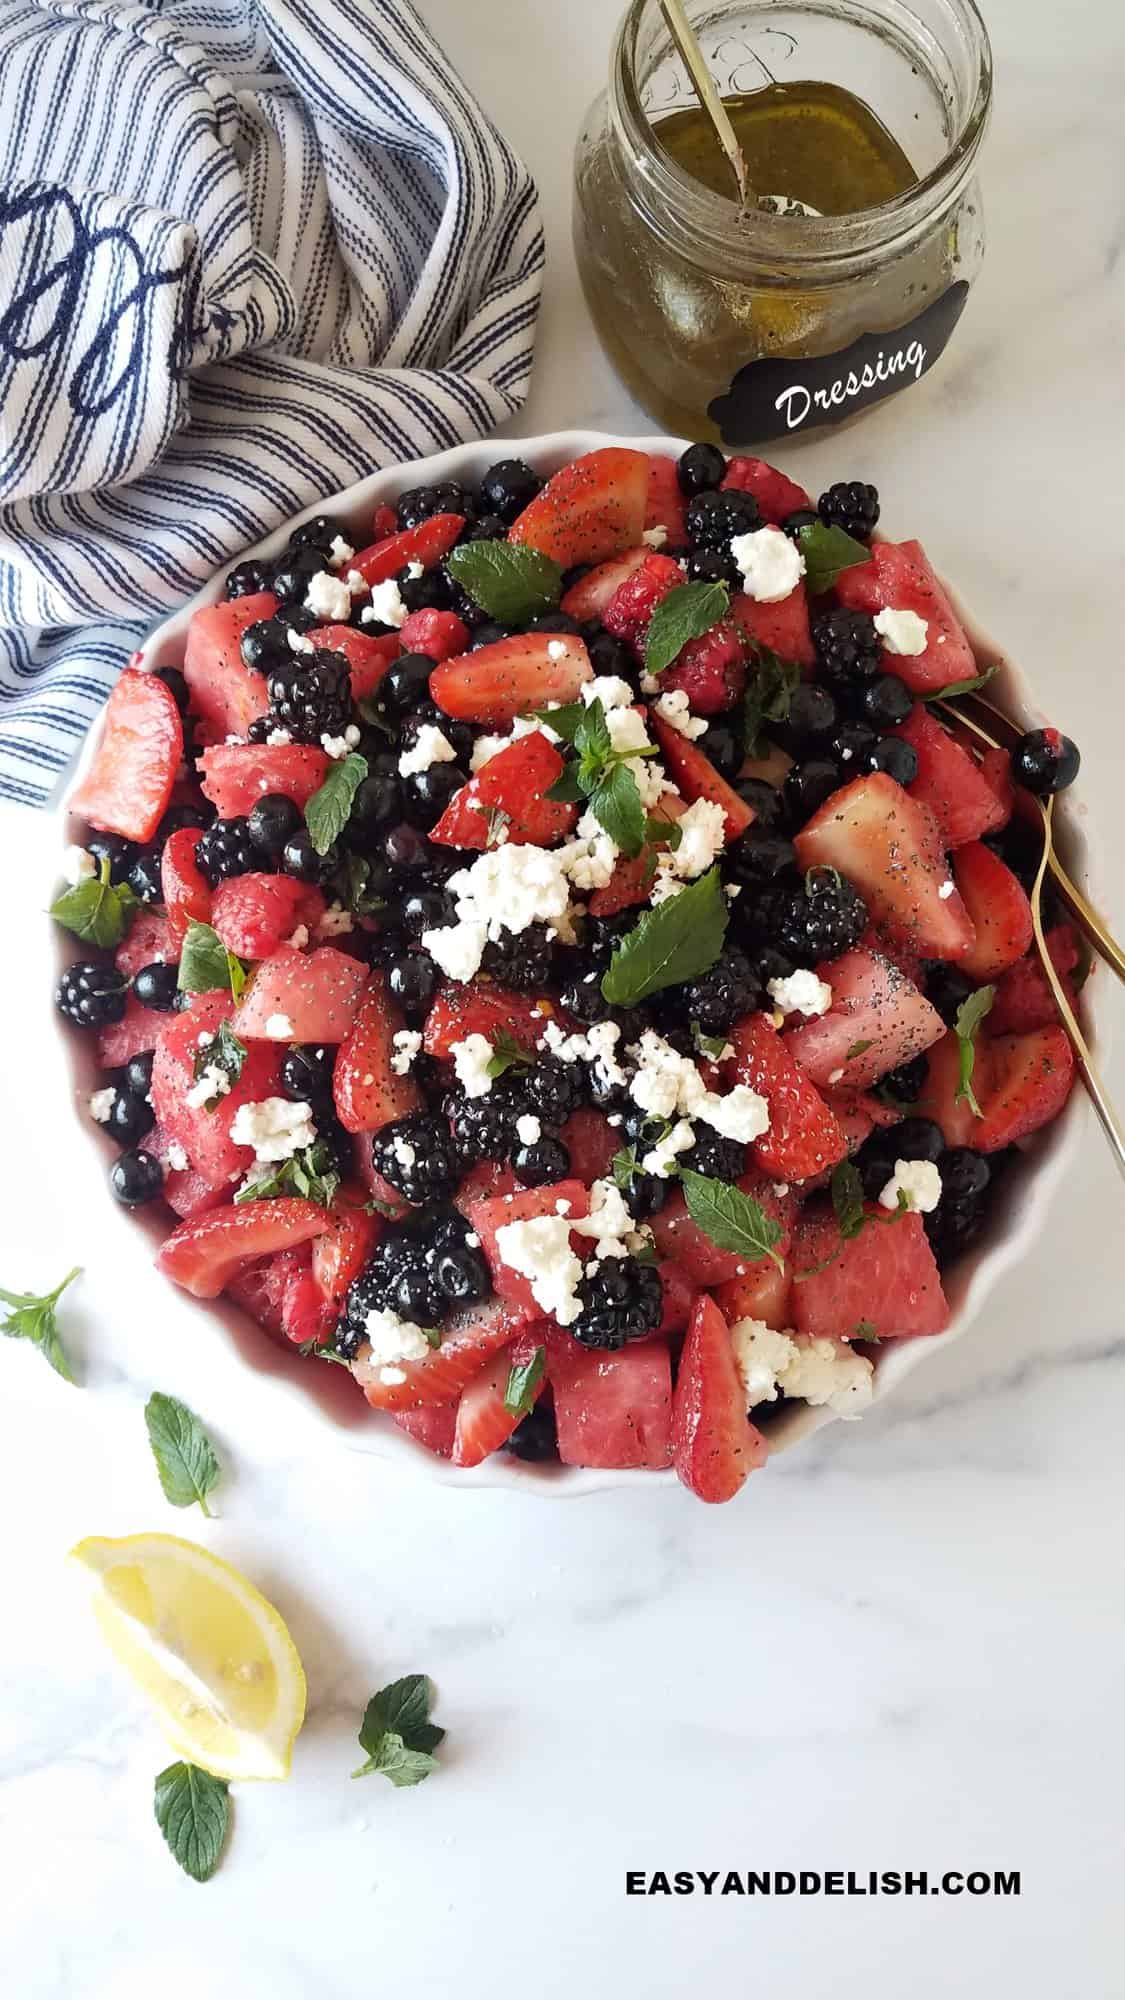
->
515;1112;542;1145
286;924;310;949
266;727;293;747
390;1029;422;1076
495;1213;583;1326
165;1141;190;1174
642;524;668;549
642;1117;696;1178
230;1096;315;1161
361;578;409;629
421;843;577;984
89;1086;116;1123
768;969;833;1017
321;725;361;759
652;689;707;740
730;1318;874;1418
62;845;96;886
470;732;509;772
304;570;353;622
557;810;619;891
328;534;355;568
547;639;568;661
572;1177;635;1261
186;1064;233;1110
404;559;425;581
874;606;929;656
938;879;955;901
605;704;668;808
399;723;456;778
730;525;805;603
263;1013;295;1040
287;629;315;656
878;1158;942;1214
581;675;634;712
449;1033;495;1099
316;903;354;938
363;1307;432;1384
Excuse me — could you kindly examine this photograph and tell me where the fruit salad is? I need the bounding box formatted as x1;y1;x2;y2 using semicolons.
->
53;444;1083;1501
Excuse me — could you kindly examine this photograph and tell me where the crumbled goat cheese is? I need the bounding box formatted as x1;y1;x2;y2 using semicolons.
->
89;1086;117;1123
605;704;668;808
286;924;310;949
643;524;668;548
627;1029;769;1143
470;732;509;772
642;1118;697;1178
390;1029;423;1076
581;675;634;712
730;1319;874;1418
450;1033;495;1099
321;724;361;759
186;1064;233;1110
422;843;577;983
938;879;955;900
768;969;833;1017
495;1214;584;1326
361;578;409;628
557;810;619;891
392;1134;416;1171
730;525;805;603
317;903;354;938
652;690;707;740
62;845;96;886
878;1158;942;1214
423;918;489;984
699;1084;771;1144
399;724;456;778
660;797;726;880
304;570;353;622
266;727;293;747
540;1018;627;1092
404;559;425;581
874;607;929;656
287;629;315;656
230;1096;315;1161
363;1307;432;1383
547;639;568;661
572;1177;634;1261
515;1113;542;1145
263;1013;295;1039
327;534;354;568
165;1142;190;1173
512;712;560;744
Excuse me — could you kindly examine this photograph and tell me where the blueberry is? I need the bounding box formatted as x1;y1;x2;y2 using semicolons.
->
132;962;181;1012
512;1136;572;1186
248;793;303;856
773;683;838;753
107;1088;156;1146
868;736;918;785
781;507;819;542
1012;729;1081;796
282;828;337;883
471;621;514;650
528;611;581;636
126;848;164;903
829;721;878;771
382;823;431;875
281;1043;334;1106
401;887;453;936
478;458;542;524
858;675;914;729
124;1050;155;1098
377;653;436;717
152;666;191;715
401;763;465;829
110;1148;164;1206
696;720;742;780
782;758;842;824
732;777;783;828
386;951;439;1020
939;1147;991;1201
889;1117;945;1163
85;832;137;883
676;442;727;495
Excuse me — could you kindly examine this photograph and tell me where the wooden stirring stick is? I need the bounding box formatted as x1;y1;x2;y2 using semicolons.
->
659;0;751;205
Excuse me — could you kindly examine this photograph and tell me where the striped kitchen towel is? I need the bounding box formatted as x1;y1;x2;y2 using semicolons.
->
0;0;544;807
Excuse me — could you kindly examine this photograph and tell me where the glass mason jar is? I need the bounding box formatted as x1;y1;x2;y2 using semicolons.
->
574;0;992;444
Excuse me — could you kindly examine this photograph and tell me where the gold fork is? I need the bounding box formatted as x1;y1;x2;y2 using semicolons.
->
936;692;1125;1181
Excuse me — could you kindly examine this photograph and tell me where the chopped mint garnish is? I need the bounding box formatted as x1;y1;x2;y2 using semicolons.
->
927;665;997;702
485;1028;534;1081
503;1345;546;1419
796;520;872;595
304;752;369;856
191;1020;246;1111
178;921;248;1000
742;646;801;758
601;866;728;1007
234;1141;341;1208
544;696;658;859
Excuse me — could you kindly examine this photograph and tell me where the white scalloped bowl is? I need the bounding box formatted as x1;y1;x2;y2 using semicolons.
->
51;432;1101;1493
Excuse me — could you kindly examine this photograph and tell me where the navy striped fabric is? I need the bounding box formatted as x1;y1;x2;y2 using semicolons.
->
0;0;544;806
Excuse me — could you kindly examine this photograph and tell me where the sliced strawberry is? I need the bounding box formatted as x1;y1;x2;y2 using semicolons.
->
305;624;400;701
423;983;560;1061
311;1192;381;1313
833;539;976;692
71;670;183;843
333;972;421;1134
783;947;945;1090
393;1405;458;1458
558;1108;620;1185
159;1197;329;1299
891;705;1008;848
649;1171;796;1284
429;731;578;850
644;454;688;544
547;1329;673;1470
731;585;816;669
725;1014;849;1181
349;513;464;588
198;743;331;818
952;841;1034;981
656;1258;697;1336
510;447;649;566
672;1294;768;1503
601;551;682;650
115;909;176;979
227;1243;313;1339
452;1326;547;1467
211;875;325;960
430;632;592;725
151;992;285;1183
989;925;1079;1034
560;547;648;622
354;1293;533;1410
974;1027;1075;1152
587;790;686;916
160;826;212;947
659;619;747;714
978;746;1015;825
466;1180;591;1314
794;771;975;960
721;456;811;523
371;503;398;541
924;1028;990;1150
714;1258;792;1331
96;993;169;1067
648;714;754;840
279;1259;336;1347
793;1207;949;1340
397;609;470;662
233;945;368;1043
183;592;274;743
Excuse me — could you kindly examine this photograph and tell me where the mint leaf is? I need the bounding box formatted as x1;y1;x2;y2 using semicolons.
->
589;759;646;858
602;867;728;1007
144;1392;220;1516
333;852;387;918
742;646;801;757
153;1762;230;1882
234;1141;341;1208
447;542;563;623
830;1160;867;1241
679;1172;785;1271
482;804;511;848
0;1266;80;1382
503;1344;546;1419
544;763;585;804
644;581;728;677
485;1028;535;1080
852;1319;879;1340
178;921;247;999
694;1029;731;1061
611;1144;640;1191
953;984;996;1116
529;701;585;745
191;1020;246;1111
928;666;997;702
296;1338;351;1368
844;1039;873;1062
353;1674;444;1784
305;752;368;856
50;855;138;949
577;696;612;768
796;520;872;595
646;814;682;850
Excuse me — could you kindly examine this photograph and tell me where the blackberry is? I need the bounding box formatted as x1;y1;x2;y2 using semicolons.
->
680;946;760;1034
781;758;843;826
772;870;868;967
923;962;974;1027
558;970;618;1026
396;563;455;615
857;674;913;730
570;1257;664;1350
676;441;727;495
196;815;258;886
1012;728;1081;796
226;558;270;599
879;1052;928;1103
505;1405;558;1461
696;720;742;780
248;793;303;857
396;480;474;531
289;514;348;558
512;1135;571;1186
264;649;352;745
445;1088;517;1164
106;1087;156;1147
523;1055;586;1125
132;962;180;1012
685;487;760;550
270;544;329;605
684;544;740;588
56;962;127;1029
281;1043;335;1108
126;847;164;903
817;480;880;541
829;721;878;772
481;924;556;990
781;507;819;542
337;1212;488;1351
683;1129;749;1182
371;1112;460;1205
110;1148;163;1206
812;608;881;685
868;737;918;785
459;513;508;544
478;459;541;524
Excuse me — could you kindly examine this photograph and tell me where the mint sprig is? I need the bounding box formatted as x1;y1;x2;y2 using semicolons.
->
644;581;729;677
796;520;872;595
679;1171;784;1272
601;866;728;1007
178;921;248;1000
234;1141;341;1208
503;1345;546;1419
144;1391;221;1516
446;542;563;624
305;752;369;856
485;1028;534;1081
154;1762;230;1882
543;697;657;858
50;854;139;949
353;1674;444;1787
953;985;995;1116
0;1266;81;1382
332;852;388;918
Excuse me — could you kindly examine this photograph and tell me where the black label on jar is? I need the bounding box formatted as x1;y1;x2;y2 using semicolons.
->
708;282;970;444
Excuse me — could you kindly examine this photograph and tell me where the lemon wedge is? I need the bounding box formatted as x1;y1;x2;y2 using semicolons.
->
70;1532;306;1781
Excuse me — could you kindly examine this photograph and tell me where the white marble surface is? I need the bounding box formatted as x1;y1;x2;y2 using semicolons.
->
3;1;1125;1992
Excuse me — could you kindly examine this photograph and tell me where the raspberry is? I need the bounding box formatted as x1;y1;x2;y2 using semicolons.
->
659;618;747;715
602;552;683;650
371;504;398;540
397;608;470;661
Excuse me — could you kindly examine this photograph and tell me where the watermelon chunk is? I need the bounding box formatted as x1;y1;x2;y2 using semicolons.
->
792;1209;949;1341
183;592;274;743
783;948;945;1090
96;992;169;1067
649;1173;795;1285
115;909;176;980
151;992;285;1184
721;456;811;523
547;1330;673;1470
731;586;816;669
233;946;369;1044
832;540;976;693
198;743;331;817
71;670;183;843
